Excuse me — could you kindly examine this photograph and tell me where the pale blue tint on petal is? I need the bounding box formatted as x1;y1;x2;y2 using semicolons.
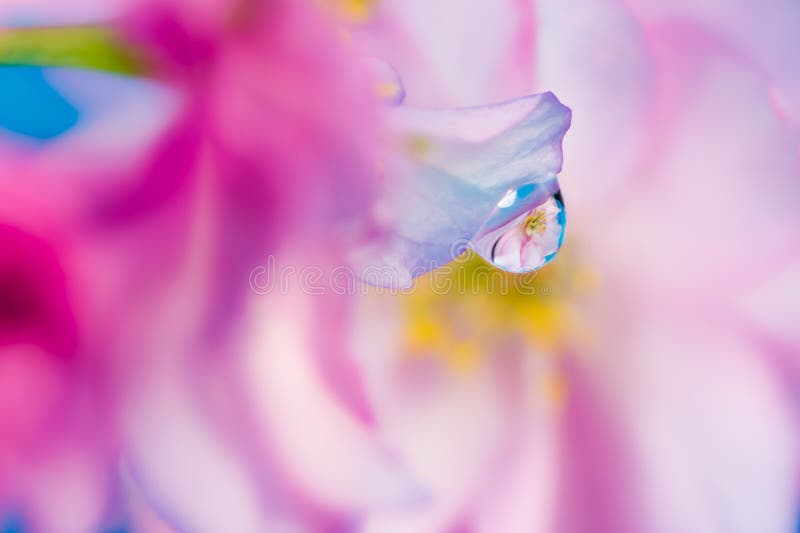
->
0;66;177;151
371;165;499;284
391;92;570;190
361;92;571;286
1;6;115;27
42;67;180;148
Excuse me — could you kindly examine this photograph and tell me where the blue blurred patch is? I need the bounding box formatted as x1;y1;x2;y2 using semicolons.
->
104;525;130;533
0;66;79;140
1;513;24;533
1;513;131;533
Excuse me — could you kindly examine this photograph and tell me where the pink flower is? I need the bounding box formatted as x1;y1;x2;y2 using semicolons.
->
0;188;118;532
113;0;381;230
65;3;429;532
90;3;573;531
0;1;400;530
4;2;795;533
0;223;78;487
339;1;800;533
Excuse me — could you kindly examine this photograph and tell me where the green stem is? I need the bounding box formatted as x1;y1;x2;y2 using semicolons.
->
0;25;146;75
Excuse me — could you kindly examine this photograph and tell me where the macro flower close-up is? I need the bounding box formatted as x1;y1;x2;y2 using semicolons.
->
0;1;798;533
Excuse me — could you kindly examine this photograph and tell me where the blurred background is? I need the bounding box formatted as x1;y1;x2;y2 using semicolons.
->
0;1;798;533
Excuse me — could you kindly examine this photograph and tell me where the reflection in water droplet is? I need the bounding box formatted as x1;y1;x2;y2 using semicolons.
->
496;189;517;208
473;178;566;273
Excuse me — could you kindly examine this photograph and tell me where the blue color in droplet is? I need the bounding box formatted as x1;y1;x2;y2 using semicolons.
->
0;66;79;140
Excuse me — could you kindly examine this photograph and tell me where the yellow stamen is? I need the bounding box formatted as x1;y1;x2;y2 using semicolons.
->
392;244;598;384
523;209;547;236
330;0;378;23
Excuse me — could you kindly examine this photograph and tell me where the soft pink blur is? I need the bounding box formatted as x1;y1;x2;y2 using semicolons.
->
0;1;798;532
347;1;800;533
0;0;389;531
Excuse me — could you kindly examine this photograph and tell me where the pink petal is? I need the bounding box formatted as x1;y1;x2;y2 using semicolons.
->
491;227;526;272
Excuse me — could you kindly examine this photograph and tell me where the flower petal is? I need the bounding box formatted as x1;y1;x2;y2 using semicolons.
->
492;228;526;272
123;364;291;533
628;0;800;123
359;0;536;107
239;287;426;515
536;0;656;211
617;320;798;533
358;92;571;285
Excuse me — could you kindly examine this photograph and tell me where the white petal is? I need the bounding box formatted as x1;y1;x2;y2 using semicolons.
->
240;287;425;513
536;0;656;211
369;0;532;106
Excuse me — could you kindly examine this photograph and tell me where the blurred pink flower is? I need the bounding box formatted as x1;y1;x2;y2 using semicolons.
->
339;1;800;533
0;1;395;530
1;1;796;533
81;2;430;532
114;0;380;226
100;3;575;532
0;183;121;532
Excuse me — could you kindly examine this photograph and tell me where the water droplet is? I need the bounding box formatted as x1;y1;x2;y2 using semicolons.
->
473;178;566;273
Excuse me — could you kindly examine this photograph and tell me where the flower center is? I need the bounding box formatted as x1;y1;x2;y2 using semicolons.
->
375;246;600;410
393;249;593;367
523;209;548;236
